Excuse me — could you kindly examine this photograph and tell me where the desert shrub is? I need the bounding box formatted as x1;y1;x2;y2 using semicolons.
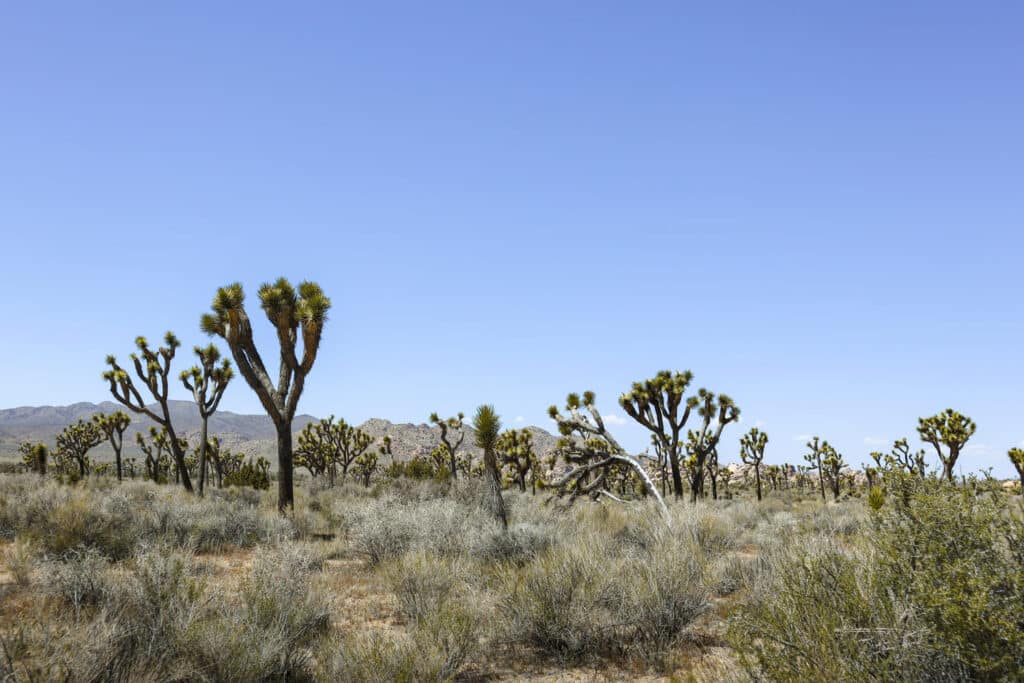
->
40;547;113;615
727;538;965;682
3;537;37;586
385;552;471;624
322;600;480;682
472;521;555;565
499;534;708;663
710;553;764;596
872;479;1024;680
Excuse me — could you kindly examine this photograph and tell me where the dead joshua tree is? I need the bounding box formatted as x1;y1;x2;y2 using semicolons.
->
740;427;768;501
202;279;331;511
548;391;670;526
917;409;976;483
55;419;105;477
180;344;233;495
684;389;740;504
104;333;194;492
619;370;697;500
429;412;466;480
93;411;131;481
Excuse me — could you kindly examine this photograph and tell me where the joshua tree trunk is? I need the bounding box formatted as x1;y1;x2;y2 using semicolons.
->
277;422;294;511
755;466;762;501
197;419;209;495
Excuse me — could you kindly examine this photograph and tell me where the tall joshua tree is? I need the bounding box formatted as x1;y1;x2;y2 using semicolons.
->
93;411;131;481
804;437;829;502
104;333;193;492
429;412;465;480
740;427;768;501
1008;448;1024;495
473;405;508;530
619;371;696;499
180;344;233;495
684;389;740;504
55;419;105;477
201;279;331;511
917;409;976;483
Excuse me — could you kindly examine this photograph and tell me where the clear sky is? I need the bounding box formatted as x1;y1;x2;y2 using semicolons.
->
2;2;1022;475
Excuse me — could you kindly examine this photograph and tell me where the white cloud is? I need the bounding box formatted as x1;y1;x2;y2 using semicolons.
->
863;437;887;446
754;420;767;428
793;434;812;442
514;416;524;423
964;443;991;454
603;413;628;426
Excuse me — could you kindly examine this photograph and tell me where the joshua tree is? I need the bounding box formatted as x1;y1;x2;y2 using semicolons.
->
473;405;508;529
429;412;465;480
548;391;670;525
705;446;721;500
353;450;379;487
822;444;847;500
496;428;537;493
136;427;182;483
55;419;105;477
804;437;829;502
93;411;132;481
917;409;976;483
201;279;331;511
19;442;48;475
872;437;927;478
649;435;669;498
295;416;372;485
180;344;233;495
720;467;733;498
619;370;696;499
740;427;768;501
683;389;740;504
1008;448;1024;495
104;333;194;492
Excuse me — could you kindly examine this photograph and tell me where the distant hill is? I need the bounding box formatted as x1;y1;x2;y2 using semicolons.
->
0;401;559;469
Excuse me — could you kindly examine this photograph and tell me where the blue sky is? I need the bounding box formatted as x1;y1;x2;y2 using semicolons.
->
2;2;1022;474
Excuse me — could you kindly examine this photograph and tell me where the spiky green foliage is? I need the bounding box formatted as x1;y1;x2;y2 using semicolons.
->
548;391;671;525
19;442;48;475
1009;448;1024;494
917;409;976;482
683;389;740;504
104;332;194;492
54;419;105;478
619;370;696;499
93;411;131;481
496;429;538;493
473;405;508;529
179;344;233;495
740;427;768;502
224;456;271;490
202;279;331;511
294;416;372;486
428;412;466;480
